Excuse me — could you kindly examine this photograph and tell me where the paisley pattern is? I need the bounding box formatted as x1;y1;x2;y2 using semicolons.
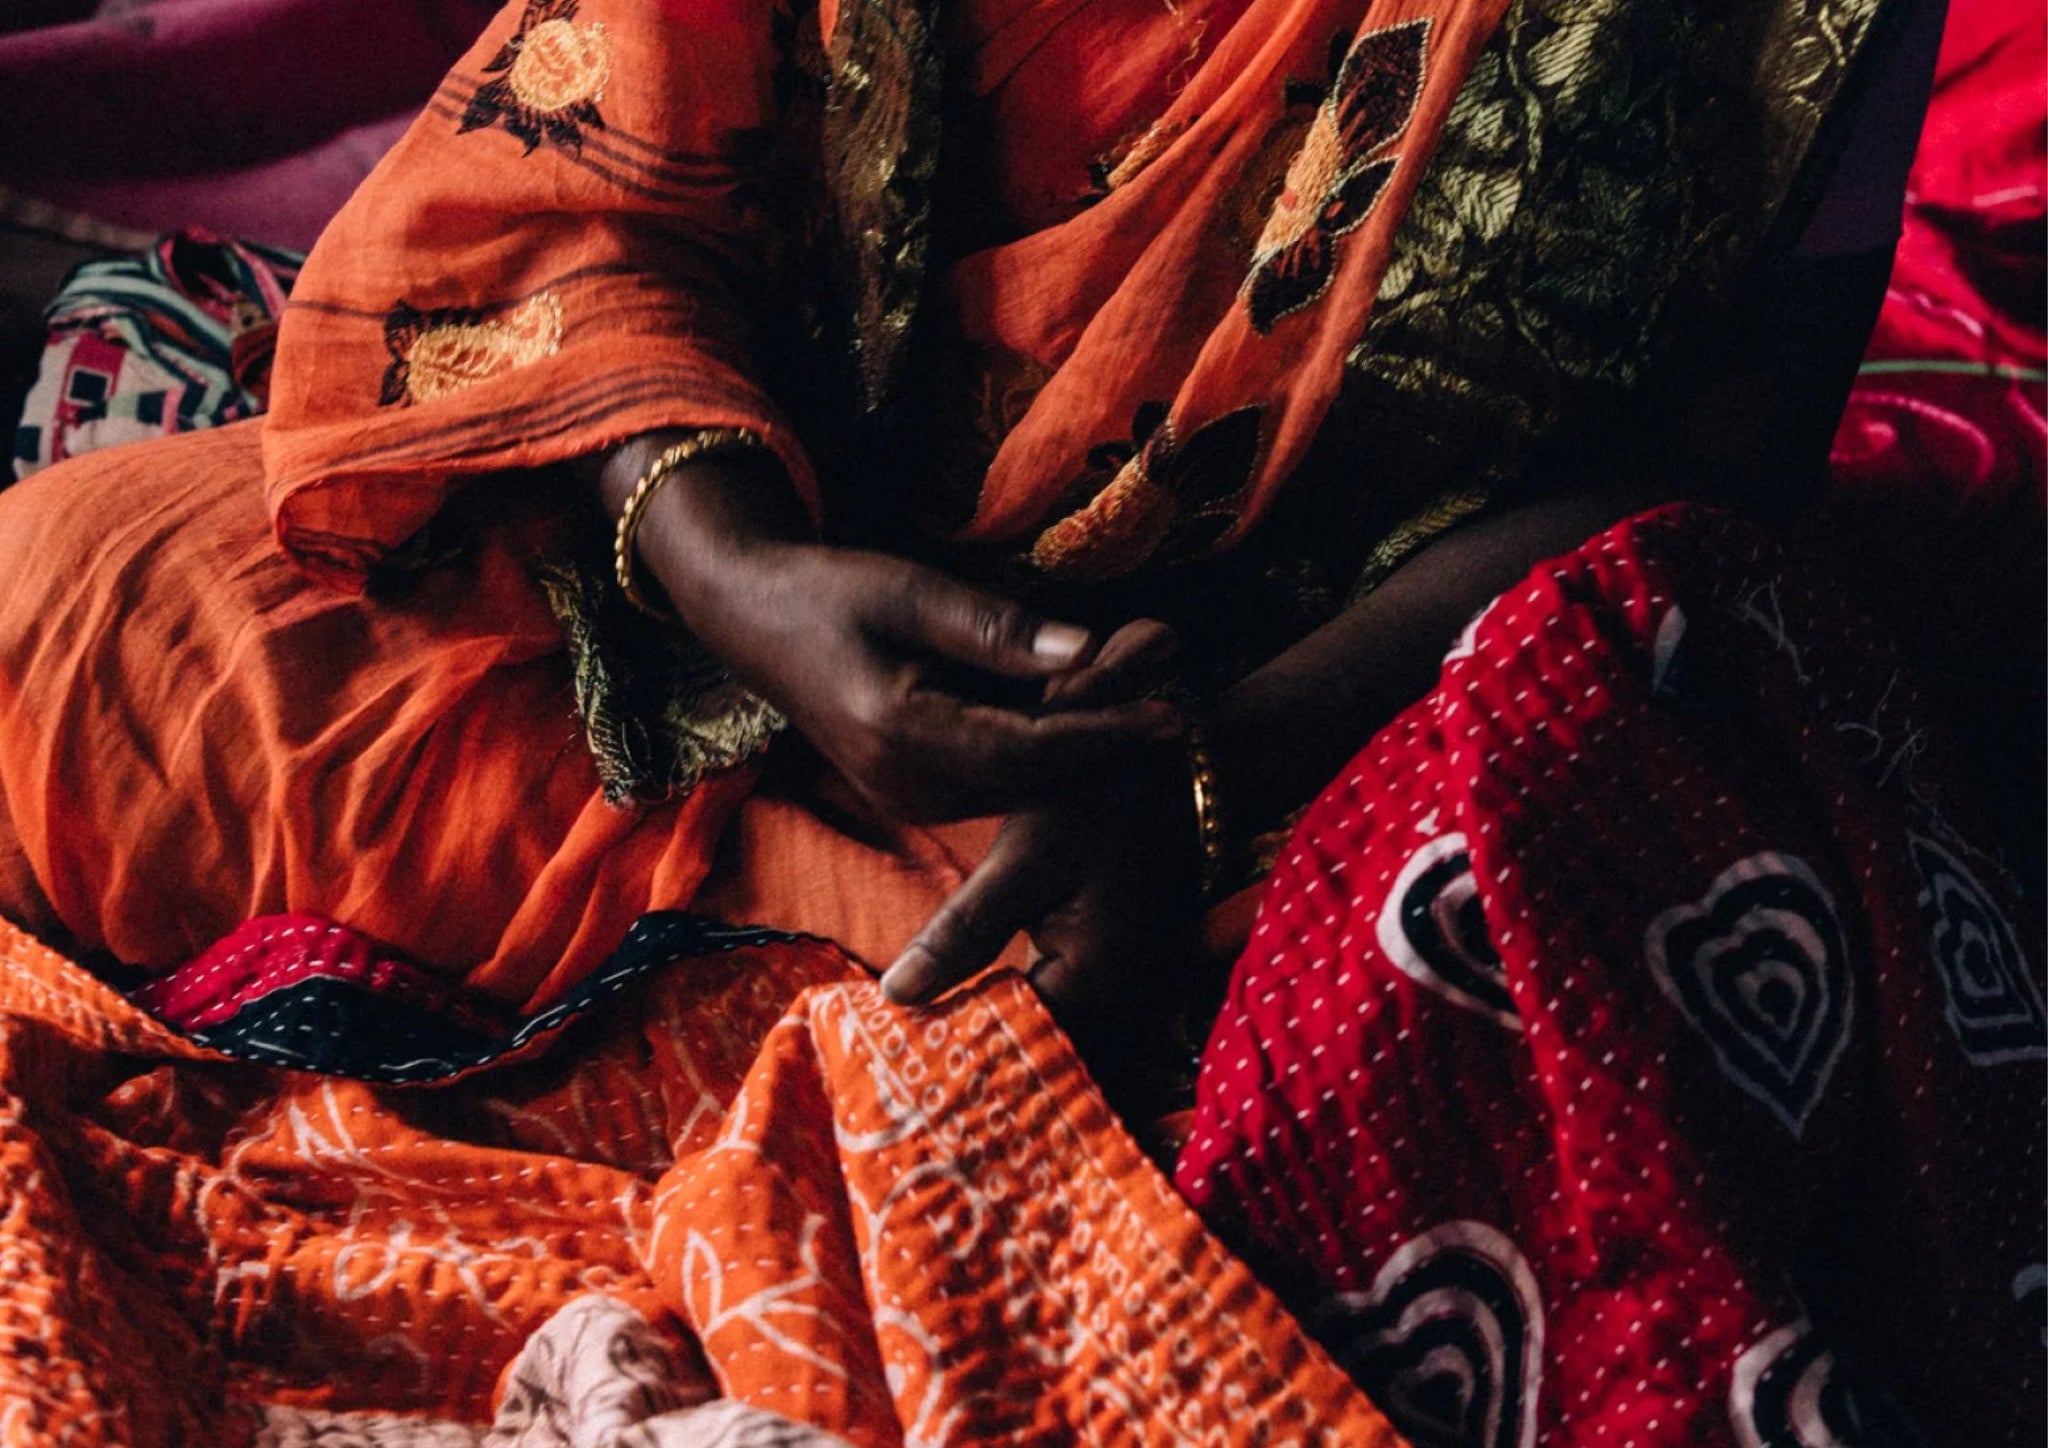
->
1313;1221;1543;1448
379;293;565;407
1906;832;2047;1065
1644;852;1853;1136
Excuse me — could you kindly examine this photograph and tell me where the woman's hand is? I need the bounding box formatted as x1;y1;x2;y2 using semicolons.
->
881;621;1202;1027
679;542;1186;822
880;477;1710;1024
595;433;1180;823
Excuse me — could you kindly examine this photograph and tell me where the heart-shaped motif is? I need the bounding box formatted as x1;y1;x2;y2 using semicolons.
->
1377;833;1518;1030
1645;852;1851;1136
1730;1318;1931;1447
1907;834;2046;1066
1313;1220;1542;1448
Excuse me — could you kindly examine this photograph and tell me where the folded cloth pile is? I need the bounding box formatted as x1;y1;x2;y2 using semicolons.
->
11;230;301;479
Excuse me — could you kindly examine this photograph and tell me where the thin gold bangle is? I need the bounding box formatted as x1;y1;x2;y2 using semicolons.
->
612;427;765;618
1183;710;1227;899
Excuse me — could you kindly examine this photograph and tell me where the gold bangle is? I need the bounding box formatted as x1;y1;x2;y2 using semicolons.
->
1183;711;1227;900
612;427;765;618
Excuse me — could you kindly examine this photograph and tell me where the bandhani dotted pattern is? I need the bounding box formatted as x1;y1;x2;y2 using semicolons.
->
0;912;1396;1444
1178;505;2046;1446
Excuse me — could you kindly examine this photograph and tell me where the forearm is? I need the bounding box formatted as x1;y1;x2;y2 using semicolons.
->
1205;240;1893;834
1207;480;1679;832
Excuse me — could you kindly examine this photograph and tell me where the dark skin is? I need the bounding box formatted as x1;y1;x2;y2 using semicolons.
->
593;246;1891;1041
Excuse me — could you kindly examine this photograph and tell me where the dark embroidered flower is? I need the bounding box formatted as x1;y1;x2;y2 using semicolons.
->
459;0;613;156
1031;405;1264;579
1242;19;1430;334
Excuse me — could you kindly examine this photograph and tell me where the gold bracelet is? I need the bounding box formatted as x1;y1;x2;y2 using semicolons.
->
612;427;765;618
1183;710;1227;900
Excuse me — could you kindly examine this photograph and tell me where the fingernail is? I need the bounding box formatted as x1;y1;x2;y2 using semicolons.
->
1032;622;1090;665
882;945;940;1005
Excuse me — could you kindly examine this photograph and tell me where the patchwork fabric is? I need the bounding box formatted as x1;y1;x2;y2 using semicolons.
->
127;911;810;1083
1178;506;2047;1446
11;230;301;478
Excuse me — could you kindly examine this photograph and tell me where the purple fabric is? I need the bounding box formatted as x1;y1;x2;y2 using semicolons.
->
0;0;496;250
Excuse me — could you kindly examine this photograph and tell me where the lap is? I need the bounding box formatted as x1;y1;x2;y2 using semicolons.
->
0;424;1012;1001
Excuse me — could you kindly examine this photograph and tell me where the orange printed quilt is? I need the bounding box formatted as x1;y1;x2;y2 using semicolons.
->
0;917;1400;1446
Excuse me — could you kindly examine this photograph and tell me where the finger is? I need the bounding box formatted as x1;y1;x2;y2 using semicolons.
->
1025;893;1134;1024
1041;619;1179;709
883;822;1069;1004
881;569;1098;678
893;695;1179;815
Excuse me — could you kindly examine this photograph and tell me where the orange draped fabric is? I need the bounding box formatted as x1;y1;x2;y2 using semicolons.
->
0;0;1502;1000
0;417;1033;1003
261;0;1507;589
0;916;1400;1444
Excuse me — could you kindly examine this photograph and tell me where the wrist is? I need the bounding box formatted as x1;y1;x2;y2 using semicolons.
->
597;428;813;623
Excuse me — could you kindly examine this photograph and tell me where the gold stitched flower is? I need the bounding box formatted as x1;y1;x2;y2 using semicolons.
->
1242;19;1430;333
1031;406;1265;579
460;0;612;155
379;293;565;406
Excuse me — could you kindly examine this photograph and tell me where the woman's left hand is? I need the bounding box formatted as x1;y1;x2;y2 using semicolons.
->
880;621;1203;1027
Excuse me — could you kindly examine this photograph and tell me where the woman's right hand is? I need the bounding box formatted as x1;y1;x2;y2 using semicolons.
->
594;432;1181;823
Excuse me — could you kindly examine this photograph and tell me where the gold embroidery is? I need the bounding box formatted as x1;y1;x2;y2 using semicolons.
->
1030;457;1178;580
1239;20;1429;333
1227;110;1317;251
459;0;611;155
1256;113;1344;254
1341;0;1884;513
1100;118;1188;193
505;17;612;114
391;292;565;406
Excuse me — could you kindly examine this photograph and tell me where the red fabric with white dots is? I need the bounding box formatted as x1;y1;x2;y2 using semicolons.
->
1176;505;2046;1447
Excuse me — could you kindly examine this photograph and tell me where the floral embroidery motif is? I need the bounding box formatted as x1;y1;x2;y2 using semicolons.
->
1243;19;1430;334
1031;405;1263;579
460;0;613;155
379;292;565;406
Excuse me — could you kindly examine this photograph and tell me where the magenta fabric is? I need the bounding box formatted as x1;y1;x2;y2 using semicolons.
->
1821;0;2045;651
0;0;496;249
